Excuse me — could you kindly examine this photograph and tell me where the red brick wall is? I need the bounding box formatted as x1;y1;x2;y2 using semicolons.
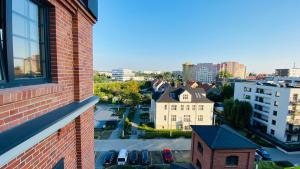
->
191;131;256;169
0;0;96;168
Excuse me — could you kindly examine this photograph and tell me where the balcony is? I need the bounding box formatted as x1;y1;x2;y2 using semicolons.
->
253;117;268;125
286;128;300;135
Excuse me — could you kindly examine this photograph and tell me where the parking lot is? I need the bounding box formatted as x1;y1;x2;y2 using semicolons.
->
95;150;191;169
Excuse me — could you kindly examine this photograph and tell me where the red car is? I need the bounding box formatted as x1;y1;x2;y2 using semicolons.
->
162;148;173;163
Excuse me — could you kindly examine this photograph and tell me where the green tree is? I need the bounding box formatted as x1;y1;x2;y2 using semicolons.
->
221;84;234;99
224;99;253;129
218;71;233;79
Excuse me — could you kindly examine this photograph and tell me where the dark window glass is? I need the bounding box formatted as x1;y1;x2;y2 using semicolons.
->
273;111;277;116
197;142;203;154
271;129;275;135
52;158;64;169
196;160;202;169
226;156;238;166
272;120;276;125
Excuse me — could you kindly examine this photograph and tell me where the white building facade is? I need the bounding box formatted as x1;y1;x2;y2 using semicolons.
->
234;80;300;143
112;69;135;81
151;86;214;131
194;63;218;83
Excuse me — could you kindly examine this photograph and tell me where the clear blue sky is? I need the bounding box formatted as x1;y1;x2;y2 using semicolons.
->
93;0;300;73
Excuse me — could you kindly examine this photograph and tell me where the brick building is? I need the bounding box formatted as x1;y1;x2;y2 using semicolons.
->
0;0;98;168
191;125;258;169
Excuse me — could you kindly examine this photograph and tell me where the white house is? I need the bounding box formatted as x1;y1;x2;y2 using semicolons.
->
112;69;135;81
234;78;300;143
150;86;214;130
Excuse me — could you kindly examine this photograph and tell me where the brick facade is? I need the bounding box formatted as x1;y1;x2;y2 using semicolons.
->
191;132;256;169
0;0;97;168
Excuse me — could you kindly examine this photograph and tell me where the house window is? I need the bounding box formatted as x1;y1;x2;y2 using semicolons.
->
196;160;202;169
274;101;279;107
197;142;203;154
171;105;177;110
184;115;190;122
183;94;188;100
186;105;190;110
225;156;238;166
198;105;204;110
270;129;275;135
171;115;176;121
273;111;277;116
184;125;191;130
192;105;196;110
0;0;50;88
275;91;280;97
181;105;184;110
164;115;166;121
164;105;168;110
197;115;203;121
53;158;64;169
272;120;276;125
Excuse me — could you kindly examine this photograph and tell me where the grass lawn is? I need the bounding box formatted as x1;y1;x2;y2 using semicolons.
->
238;130;274;148
256;161;283;169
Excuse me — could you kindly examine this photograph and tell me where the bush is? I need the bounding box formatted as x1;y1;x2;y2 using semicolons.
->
140;113;149;119
141;130;192;139
127;108;135;122
274;161;294;167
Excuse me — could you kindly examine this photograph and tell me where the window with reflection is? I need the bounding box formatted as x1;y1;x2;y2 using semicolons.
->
226;156;238;166
0;0;49;88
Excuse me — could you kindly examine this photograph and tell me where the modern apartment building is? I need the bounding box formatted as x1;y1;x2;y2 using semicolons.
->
234;78;300;143
182;62;196;82
191;125;257;169
112;68;135;81
218;61;247;79
194;63;218;83
0;0;98;168
151;85;214;130
275;68;300;77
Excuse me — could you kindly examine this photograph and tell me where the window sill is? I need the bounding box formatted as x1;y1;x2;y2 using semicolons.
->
0;83;64;106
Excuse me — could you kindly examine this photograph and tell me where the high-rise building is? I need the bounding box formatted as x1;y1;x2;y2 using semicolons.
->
275;68;300;77
234;77;300;143
182;62;196;82
0;0;98;168
112;68;135;81
194;63;218;83
218;61;247;79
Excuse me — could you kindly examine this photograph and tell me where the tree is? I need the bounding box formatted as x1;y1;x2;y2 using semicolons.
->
218;71;233;79
221;84;234;99
224;99;252;129
207;92;223;102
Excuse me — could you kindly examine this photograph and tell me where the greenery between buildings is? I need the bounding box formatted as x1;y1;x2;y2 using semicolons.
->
127;108;136;122
120;117;132;139
223;98;252;129
138;124;192;139
206;83;234;102
111;107;126;119
238;130;274;148
256;161;283;169
140;113;149;120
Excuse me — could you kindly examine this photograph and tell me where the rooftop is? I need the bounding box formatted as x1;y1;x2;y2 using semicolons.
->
191;125;258;150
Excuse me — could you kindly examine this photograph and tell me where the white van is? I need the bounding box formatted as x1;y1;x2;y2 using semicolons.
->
117;149;128;165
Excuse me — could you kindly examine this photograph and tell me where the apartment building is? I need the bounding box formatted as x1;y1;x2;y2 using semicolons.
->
194;63;218;83
275;68;300;77
0;0;98;168
234;78;300;143
218;61;247;79
112;68;135;81
151;86;214;130
182;62;196;82
191;125;257;169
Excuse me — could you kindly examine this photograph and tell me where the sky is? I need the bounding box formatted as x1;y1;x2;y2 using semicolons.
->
93;0;300;74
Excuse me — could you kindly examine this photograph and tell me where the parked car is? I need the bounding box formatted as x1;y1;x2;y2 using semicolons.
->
117;149;128;165
129;150;139;165
141;150;150;165
256;148;271;160
103;150;117;166
255;152;262;162
162;148;173;163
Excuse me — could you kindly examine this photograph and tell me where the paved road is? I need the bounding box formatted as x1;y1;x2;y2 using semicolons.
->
108;107;130;139
264;147;300;165
94;138;191;151
130;107;140;139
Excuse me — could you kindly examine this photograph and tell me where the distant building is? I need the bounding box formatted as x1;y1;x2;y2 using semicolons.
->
194;63;218;83
143;70;162;74
95;70;112;77
151;85;214;130
275;68;300;77
234;78;300;143
112;68;135;81
132;76;145;81
218;61;247;79
182;63;196;82
191;125;258;169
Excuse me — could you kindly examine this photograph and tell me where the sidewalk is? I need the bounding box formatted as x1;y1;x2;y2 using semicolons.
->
130;107;141;139
108;107;130;139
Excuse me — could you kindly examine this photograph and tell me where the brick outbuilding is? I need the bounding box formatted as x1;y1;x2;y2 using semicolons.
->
0;0;98;168
191;125;258;169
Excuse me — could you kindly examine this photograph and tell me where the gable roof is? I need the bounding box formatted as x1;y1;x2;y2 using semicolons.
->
156;85;213;103
191;125;258;150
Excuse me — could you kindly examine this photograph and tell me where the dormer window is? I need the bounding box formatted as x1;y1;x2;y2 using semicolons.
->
183;94;188;100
